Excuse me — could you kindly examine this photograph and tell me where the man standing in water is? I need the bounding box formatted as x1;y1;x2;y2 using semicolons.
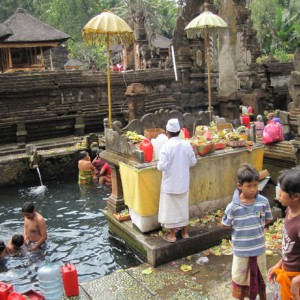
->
22;202;47;251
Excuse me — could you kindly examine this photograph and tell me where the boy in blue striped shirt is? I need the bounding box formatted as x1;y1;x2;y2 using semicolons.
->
222;163;273;300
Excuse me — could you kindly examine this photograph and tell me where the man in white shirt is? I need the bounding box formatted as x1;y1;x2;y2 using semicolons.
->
157;118;197;242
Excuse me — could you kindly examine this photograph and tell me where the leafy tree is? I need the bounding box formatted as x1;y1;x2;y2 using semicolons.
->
0;0;177;67
0;0;52;22
249;0;300;54
112;0;177;40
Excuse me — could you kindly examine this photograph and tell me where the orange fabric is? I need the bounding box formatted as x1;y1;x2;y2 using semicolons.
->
275;266;300;300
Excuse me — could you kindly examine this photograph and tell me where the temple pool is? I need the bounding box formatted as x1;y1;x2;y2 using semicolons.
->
0;178;141;293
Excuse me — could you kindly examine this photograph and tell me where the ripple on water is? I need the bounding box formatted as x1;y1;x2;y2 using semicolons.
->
0;180;140;292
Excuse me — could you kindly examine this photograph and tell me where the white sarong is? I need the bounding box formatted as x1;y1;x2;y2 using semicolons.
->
158;191;189;228
232;253;267;286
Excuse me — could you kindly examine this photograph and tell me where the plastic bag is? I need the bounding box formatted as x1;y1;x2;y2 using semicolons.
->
262;121;284;144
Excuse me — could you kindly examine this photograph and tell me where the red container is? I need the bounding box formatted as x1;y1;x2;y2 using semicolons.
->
0;282;13;300
6;292;25;300
248;105;253;114
181;128;190;138
240;115;250;126
139;139;153;162
61;263;79;297
22;289;45;300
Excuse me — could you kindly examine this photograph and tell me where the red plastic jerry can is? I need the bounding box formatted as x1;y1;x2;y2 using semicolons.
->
139;139;154;162
61;263;79;297
181;128;190;138
6;292;25;300
240;115;250;126
0;282;13;300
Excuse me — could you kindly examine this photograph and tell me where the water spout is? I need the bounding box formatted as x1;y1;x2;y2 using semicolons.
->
29;148;44;186
36;167;43;186
29;148;39;170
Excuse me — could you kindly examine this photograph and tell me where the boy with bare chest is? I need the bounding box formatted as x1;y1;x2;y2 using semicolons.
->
22;202;47;252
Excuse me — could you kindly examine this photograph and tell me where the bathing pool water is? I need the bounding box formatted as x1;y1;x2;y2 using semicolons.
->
0;178;141;293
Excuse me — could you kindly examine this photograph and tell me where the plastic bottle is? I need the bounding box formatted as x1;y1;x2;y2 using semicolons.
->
61;263;79;297
241;106;248;115
151;134;168;160
37;257;63;300
0;282;14;300
139;139;153;162
248;105;253;114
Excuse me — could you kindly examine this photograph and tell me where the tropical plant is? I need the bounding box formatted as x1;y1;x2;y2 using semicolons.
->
249;0;300;54
111;0;177;42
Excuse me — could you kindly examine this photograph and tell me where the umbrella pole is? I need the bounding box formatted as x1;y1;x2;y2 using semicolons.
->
206;28;212;123
106;34;112;128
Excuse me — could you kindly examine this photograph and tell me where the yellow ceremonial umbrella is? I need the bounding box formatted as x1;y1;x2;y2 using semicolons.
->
185;2;227;122
82;10;135;128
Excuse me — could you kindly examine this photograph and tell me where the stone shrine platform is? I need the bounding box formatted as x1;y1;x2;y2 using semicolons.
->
103;207;282;267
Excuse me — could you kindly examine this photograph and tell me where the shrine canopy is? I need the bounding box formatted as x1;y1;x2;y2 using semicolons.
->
0;8;70;73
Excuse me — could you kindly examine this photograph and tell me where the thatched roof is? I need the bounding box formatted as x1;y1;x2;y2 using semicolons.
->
0;24;13;40
64;58;84;68
0;8;70;44
152;34;171;49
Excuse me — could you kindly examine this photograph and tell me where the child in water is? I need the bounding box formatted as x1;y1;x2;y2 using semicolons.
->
267;165;300;300
6;234;24;255
222;163;273;300
0;240;7;258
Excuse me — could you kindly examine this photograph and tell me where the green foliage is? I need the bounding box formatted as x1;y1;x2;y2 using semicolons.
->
112;0;177;39
67;40;107;70
256;50;294;63
249;0;300;54
0;0;177;68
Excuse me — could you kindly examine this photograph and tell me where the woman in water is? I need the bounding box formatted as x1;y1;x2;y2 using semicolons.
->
78;151;95;184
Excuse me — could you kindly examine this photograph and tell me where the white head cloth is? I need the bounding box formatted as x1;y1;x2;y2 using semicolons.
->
166;118;180;133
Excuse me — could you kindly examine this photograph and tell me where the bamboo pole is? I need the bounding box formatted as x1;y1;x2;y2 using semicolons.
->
106;34;112;128
206;27;212;123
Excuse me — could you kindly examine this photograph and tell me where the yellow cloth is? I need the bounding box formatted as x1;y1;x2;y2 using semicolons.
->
119;162;161;216
78;169;93;184
119;146;264;217
275;266;300;300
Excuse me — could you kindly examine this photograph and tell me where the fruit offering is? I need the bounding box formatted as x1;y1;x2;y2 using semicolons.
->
124;131;144;143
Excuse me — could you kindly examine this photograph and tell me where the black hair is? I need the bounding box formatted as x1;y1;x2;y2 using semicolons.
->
12;234;24;248
79;151;88;159
167;131;180;137
278;166;300;196
22;202;35;213
0;240;5;251
236;163;260;185
96;149;103;157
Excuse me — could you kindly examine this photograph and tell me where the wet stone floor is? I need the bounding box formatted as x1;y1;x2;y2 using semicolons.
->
64;252;280;300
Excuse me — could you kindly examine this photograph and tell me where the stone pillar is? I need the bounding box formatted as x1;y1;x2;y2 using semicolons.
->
75;116;85;135
16;123;27;143
218;0;239;97
125;83;147;122
102;118;127;213
106;165;127;213
297;115;300;140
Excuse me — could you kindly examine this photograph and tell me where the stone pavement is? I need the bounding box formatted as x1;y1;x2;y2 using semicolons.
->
75;253;279;300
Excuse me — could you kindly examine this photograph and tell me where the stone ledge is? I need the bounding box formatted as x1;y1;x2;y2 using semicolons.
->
103;209;230;267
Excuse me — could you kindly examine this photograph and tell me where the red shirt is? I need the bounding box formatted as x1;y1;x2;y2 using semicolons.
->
282;210;300;272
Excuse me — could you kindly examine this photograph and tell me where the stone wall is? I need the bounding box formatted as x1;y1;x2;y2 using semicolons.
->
172;0;292;120
0;64;293;145
0;69;180;145
0;149;80;186
44;46;69;70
